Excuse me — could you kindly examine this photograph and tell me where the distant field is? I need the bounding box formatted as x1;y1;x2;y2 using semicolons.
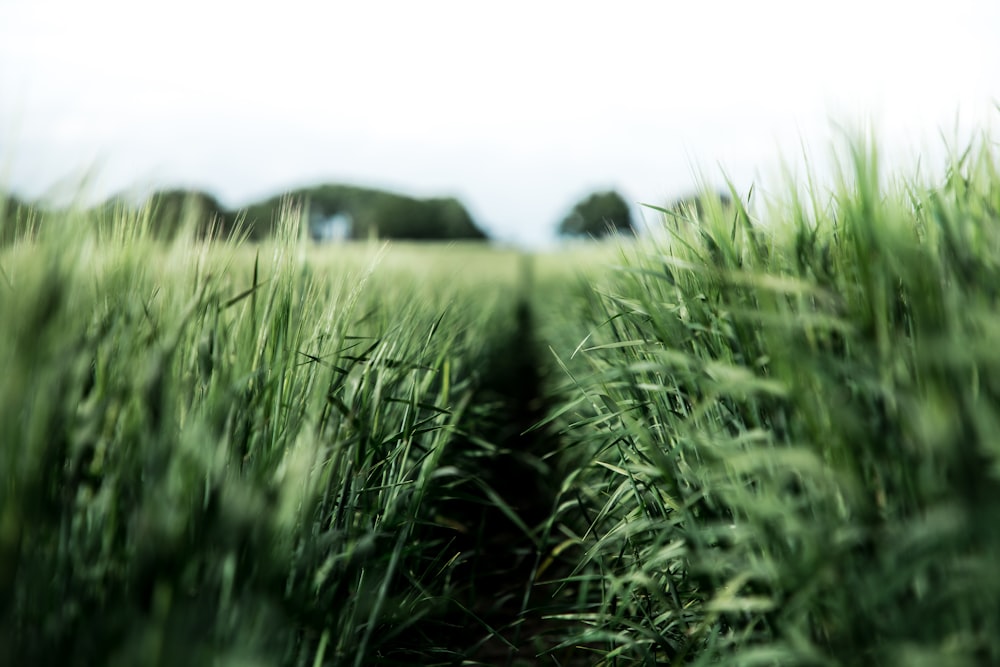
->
3;136;1000;666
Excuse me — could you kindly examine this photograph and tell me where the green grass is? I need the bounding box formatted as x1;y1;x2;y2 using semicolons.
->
542;135;1000;665
0;210;539;665
3;132;1000;666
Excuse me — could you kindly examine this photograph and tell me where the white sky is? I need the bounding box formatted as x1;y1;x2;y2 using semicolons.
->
1;0;998;244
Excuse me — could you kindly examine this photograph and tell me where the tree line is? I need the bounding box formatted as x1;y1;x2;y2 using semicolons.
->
2;183;734;244
0;185;488;243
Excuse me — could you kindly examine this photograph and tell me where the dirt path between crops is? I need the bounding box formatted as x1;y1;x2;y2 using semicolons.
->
454;290;595;667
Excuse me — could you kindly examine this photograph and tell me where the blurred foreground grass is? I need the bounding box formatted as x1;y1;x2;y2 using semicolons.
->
544;136;1000;665
3;134;1000;666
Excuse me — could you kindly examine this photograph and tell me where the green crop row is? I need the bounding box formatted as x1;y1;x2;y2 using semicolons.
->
3;133;1000;666
0;209;539;665
542;136;1000;665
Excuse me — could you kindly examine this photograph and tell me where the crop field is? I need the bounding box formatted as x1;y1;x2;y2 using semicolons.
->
3;137;1000;666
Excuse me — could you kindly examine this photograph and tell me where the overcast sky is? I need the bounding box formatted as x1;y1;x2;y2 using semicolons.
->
1;1;998;244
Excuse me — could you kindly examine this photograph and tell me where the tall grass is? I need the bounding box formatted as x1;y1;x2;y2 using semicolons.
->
5;132;1000;666
0;202;532;665
545;136;1000;665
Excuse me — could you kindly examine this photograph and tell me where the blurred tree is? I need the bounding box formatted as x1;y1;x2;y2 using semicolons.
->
240;185;487;241
143;190;232;240
364;196;485;240
1;184;487;245
425;197;486;240
558;190;634;238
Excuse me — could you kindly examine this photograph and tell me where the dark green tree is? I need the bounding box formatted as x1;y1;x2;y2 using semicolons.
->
424;197;486;240
143;189;232;240
240;185;488;241
558;190;634;238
